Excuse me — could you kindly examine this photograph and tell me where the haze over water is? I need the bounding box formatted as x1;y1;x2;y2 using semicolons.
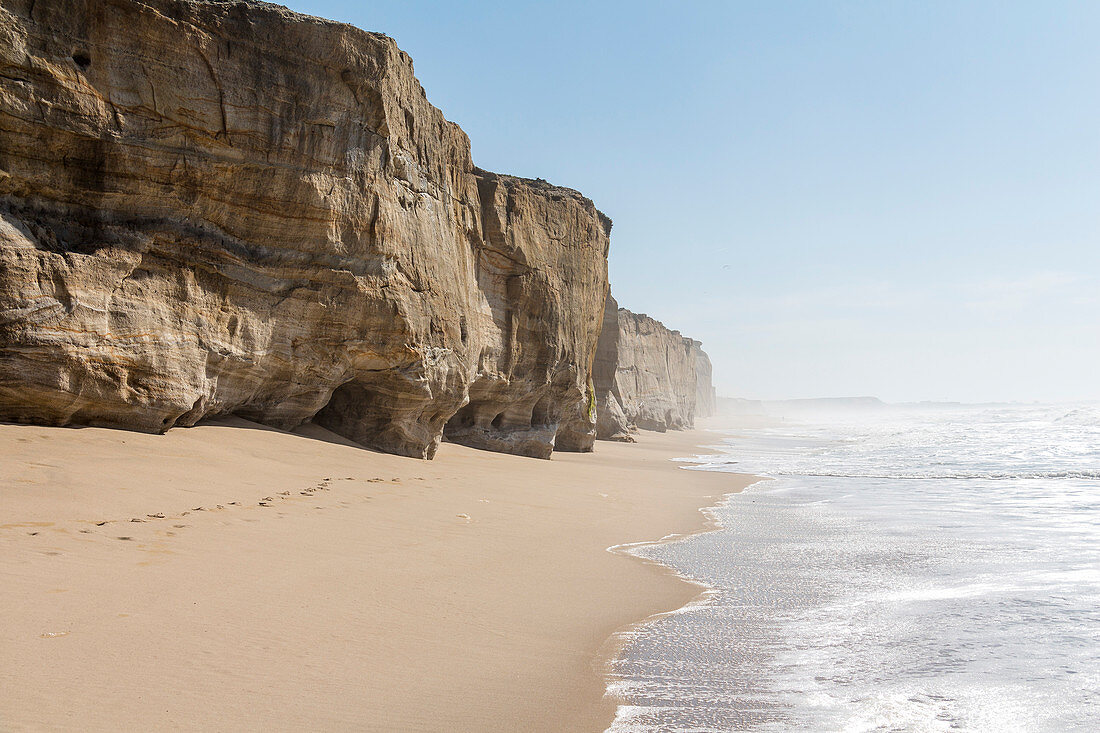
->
607;403;1100;731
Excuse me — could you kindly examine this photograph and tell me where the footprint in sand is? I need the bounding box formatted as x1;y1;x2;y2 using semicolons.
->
28;531;39;536
130;518;144;523
228;502;240;506
192;507;205;512
96;521;109;526
147;513;165;519
367;478;383;483
258;501;272;507
278;491;290;496
391;478;401;483
173;524;187;529
116;536;133;541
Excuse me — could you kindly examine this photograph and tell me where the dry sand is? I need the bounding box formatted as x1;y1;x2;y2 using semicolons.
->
0;417;755;731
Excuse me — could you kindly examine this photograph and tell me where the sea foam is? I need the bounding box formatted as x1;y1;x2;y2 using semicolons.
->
606;403;1100;732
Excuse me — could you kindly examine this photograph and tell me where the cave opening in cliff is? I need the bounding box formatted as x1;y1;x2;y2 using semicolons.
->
313;381;387;448
531;395;552;427
71;51;91;69
446;403;476;431
445;402;518;436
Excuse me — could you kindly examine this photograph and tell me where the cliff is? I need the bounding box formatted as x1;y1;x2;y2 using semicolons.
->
593;292;632;441
441;170;610;458
692;341;716;418
593;295;714;439
0;0;609;459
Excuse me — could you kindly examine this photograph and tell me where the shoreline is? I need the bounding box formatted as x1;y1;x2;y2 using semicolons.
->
0;418;756;731
598;470;770;724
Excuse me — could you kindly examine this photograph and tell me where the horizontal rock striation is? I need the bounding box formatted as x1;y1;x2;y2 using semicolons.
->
593;295;714;439
0;0;609;459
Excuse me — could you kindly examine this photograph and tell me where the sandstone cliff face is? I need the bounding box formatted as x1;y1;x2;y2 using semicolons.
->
593;296;714;439
592;292;633;441
441;171;610;459
692;340;716;418
0;0;609;459
613;309;697;432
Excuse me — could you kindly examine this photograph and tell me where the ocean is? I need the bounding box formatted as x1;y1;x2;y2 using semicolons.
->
606;403;1100;732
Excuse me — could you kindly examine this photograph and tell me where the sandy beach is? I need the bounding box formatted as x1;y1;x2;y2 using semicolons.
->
0;418;754;732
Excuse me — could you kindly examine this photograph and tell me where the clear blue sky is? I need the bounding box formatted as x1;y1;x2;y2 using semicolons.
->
287;1;1099;403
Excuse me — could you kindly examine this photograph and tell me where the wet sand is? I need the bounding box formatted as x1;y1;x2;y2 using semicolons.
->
0;417;753;731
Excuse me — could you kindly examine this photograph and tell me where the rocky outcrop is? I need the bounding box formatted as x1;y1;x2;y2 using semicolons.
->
692;341;716;418
593;295;714;438
440;171;610;459
613;309;697;432
0;0;609;459
592;292;633;441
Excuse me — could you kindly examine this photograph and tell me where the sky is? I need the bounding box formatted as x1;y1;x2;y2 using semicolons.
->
288;1;1099;403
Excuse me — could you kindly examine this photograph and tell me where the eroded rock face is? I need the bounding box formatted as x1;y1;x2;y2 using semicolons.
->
613;310;697;432
442;171;610;459
0;0;609;459
593;292;633;442
593;296;714;438
692;340;716;418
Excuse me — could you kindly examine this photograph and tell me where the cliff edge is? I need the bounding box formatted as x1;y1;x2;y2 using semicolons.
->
594;293;715;439
0;0;609;458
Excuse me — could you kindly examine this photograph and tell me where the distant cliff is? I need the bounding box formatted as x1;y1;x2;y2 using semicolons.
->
0;0;609;459
594;294;715;439
693;343;716;418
